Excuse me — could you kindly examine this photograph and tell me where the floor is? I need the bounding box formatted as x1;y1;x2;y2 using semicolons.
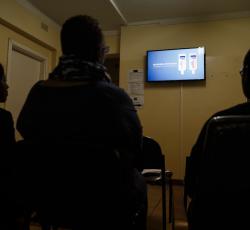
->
147;184;188;230
30;184;188;230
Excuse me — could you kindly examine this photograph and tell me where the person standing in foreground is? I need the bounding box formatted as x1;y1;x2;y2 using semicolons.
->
17;15;147;230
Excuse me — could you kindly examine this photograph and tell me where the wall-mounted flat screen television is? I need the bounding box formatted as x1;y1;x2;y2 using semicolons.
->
146;46;205;82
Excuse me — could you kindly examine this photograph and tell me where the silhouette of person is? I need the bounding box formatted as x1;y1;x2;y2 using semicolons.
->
0;63;18;229
186;49;250;205
0;63;15;145
16;15;147;230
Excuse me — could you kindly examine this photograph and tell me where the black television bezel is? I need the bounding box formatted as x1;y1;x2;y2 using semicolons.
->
146;46;206;83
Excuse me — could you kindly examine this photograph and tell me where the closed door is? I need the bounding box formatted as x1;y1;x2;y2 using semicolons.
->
6;40;47;140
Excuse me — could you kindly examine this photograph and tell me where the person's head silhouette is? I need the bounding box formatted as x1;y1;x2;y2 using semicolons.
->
241;50;250;100
0;63;8;103
60;15;107;63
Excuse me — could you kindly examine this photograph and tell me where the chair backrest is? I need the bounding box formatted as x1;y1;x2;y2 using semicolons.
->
142;136;164;170
142;136;175;230
199;115;250;192
190;115;250;229
13;142;134;230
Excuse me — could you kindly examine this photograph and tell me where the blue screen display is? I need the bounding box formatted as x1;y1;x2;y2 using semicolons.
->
147;47;205;82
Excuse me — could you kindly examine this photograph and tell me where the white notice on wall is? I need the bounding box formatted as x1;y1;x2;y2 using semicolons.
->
128;69;144;108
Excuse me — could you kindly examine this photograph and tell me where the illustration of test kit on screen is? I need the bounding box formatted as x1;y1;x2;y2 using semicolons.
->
146;46;205;82
178;53;198;75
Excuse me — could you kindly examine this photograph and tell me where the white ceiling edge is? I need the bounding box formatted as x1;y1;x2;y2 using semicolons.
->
109;0;128;25
16;0;61;30
16;0;120;35
128;10;250;27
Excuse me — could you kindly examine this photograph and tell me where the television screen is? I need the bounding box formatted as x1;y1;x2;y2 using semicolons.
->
146;47;205;82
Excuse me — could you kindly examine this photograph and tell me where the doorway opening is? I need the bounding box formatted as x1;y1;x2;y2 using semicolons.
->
104;54;120;86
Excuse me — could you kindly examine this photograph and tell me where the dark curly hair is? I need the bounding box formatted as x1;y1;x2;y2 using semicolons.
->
61;15;104;62
0;63;4;81
0;63;7;102
242;49;250;99
243;49;250;68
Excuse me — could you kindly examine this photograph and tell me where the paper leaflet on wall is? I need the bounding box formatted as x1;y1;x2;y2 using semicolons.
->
128;69;144;108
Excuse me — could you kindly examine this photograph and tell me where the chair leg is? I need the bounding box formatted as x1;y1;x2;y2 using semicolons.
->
169;178;175;230
162;177;167;230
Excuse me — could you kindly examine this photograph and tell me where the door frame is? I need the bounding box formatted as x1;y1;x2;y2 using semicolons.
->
6;39;48;85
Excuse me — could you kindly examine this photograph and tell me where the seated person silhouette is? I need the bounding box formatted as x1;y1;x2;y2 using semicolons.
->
16;15;147;230
186;49;250;228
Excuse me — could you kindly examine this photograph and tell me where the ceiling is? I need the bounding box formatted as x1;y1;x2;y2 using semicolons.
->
26;0;250;31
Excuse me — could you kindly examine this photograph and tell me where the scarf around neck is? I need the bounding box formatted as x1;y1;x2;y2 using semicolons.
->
49;55;111;82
